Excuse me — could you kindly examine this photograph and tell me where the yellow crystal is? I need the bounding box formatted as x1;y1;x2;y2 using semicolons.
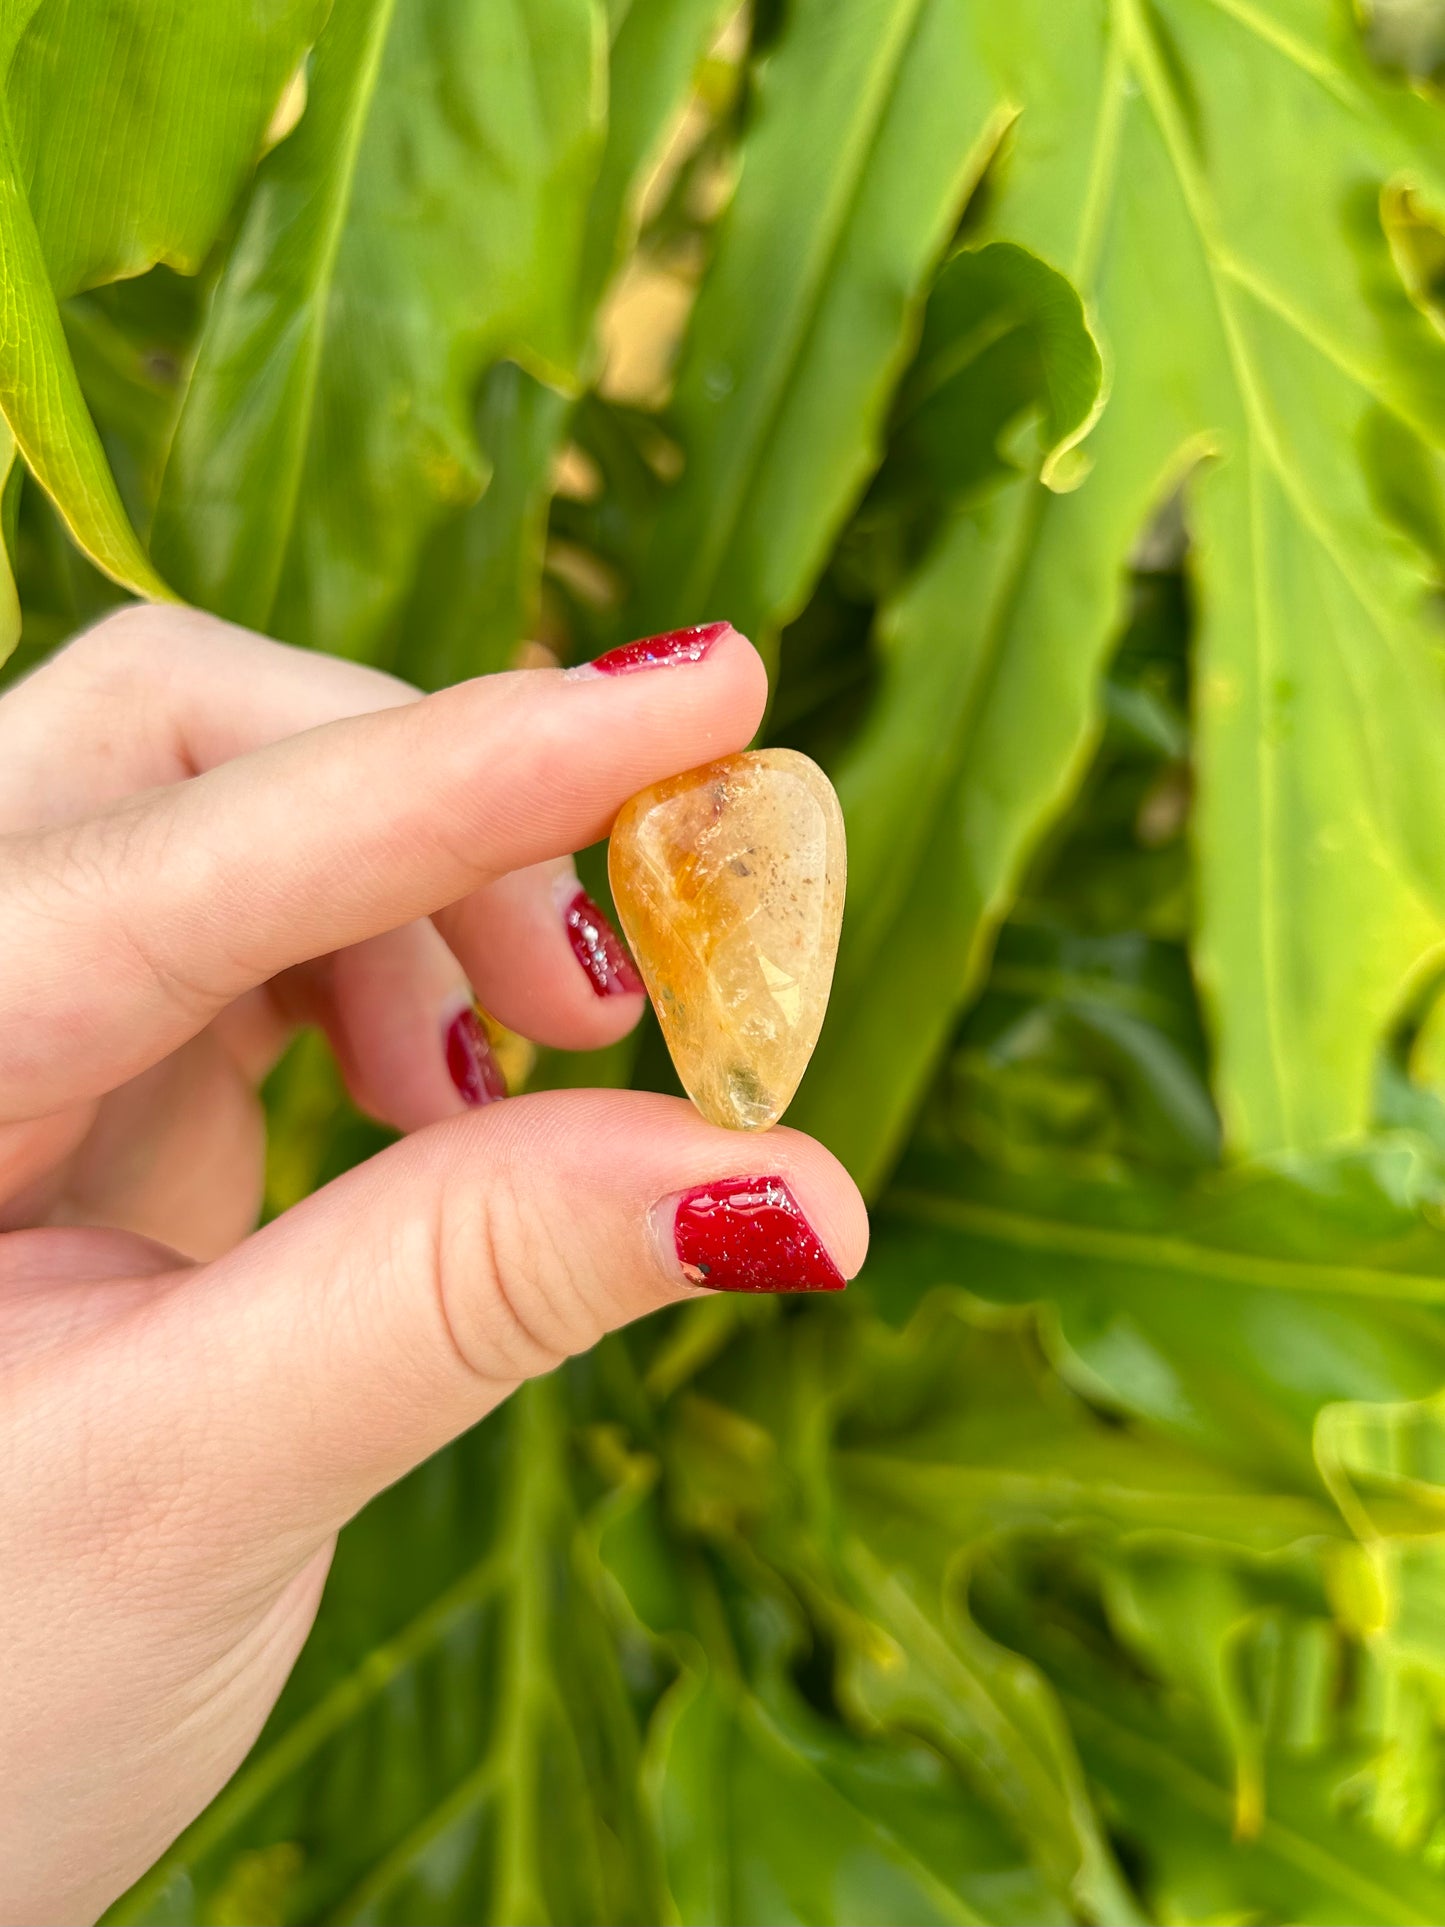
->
608;748;846;1130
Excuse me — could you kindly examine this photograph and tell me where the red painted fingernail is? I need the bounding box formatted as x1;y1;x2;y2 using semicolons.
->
586;621;731;675
445;1006;507;1107
669;1176;847;1293
564;887;644;997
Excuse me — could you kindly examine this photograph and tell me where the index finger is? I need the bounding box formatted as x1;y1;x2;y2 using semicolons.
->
0;623;766;1120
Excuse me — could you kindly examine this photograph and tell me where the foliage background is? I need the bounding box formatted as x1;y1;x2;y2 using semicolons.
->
8;0;1445;1919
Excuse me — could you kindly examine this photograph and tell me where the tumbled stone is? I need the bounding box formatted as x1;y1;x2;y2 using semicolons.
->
608;748;846;1130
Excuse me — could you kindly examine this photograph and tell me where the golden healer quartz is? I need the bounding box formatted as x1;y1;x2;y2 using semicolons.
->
608;749;846;1130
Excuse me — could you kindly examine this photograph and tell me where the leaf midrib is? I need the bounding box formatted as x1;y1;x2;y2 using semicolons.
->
883;1182;1445;1303
1193;0;1368;112
330;1382;571;1922
843;1538;1093;1879
1112;0;1304;1141
739;1691;994;1926
263;0;400;626
840;1450;1335;1532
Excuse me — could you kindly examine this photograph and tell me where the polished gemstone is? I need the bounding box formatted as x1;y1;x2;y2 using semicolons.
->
608;748;846;1130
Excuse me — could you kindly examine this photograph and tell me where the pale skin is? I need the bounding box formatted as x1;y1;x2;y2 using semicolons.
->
0;606;868;1926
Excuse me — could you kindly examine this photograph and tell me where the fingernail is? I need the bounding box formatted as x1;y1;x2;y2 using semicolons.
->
573;621;732;678
444;1005;507;1107
666;1176;847;1293
561;885;644;997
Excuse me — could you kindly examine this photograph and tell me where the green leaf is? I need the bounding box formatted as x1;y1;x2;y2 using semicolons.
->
784;244;1108;1188
9;0;329;298
593;1430;1069;1927
0;0;328;601
944;922;1220;1178
827;1535;1141;1927
995;1564;1445;1927
0;418;21;662
821;1312;1325;1912
976;0;1445;1155
833;1301;1334;1557
60;271;205;558
110;1382;661;1927
645;1311;1161;1921
875;1141;1445;1485
797;0;1445;1176
0;109;170;599
576;0;733;321
646;1274;1445;1922
152;0;607;658
625;0;1002;655
647;1665;1053;1927
381;0;740;690
883;243;1106;504
387;364;571;690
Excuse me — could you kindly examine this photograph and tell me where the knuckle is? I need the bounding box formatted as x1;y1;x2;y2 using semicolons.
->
55;602;167;684
47;604;225;716
431;1157;607;1384
44;806;220;1021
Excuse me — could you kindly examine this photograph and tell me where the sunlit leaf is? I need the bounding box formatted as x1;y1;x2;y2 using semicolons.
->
0;420;21;662
10;0;329;298
152;0;607;658
624;0;1002;657
0;112;170;599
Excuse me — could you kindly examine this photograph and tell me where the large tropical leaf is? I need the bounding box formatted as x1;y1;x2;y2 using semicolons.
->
0;0;328;619
387;365;571;689
622;0;1000;657
986;2;1445;1156
575;0;733;323
599;1316;1131;1925
0;108;169;609
876;1140;1445;1479
151;0;607;658
381;0;734;691
111;1382;664;1927
787;243;1107;1186
639;1293;1399;1921
594;1455;1067;1927
10;0;329;298
790;0;1445;1182
984;1546;1445;1927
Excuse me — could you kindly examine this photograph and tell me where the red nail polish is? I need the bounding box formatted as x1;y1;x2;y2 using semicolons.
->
445;1006;507;1107
564;888;644;997
588;621;731;675
672;1176;846;1293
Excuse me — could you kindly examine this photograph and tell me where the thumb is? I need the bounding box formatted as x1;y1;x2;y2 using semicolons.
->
102;1092;867;1552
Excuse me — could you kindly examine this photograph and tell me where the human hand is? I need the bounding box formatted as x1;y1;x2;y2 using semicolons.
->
0;608;867;1926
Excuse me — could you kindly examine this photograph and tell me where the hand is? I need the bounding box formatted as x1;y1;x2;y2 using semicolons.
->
0;607;867;1926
